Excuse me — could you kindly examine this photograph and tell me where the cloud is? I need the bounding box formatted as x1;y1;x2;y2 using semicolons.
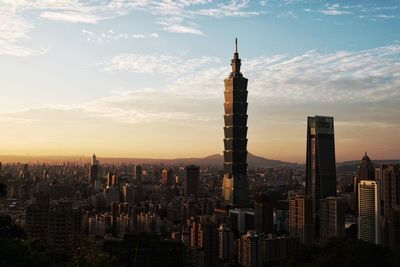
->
162;24;203;35
0;9;48;57
81;29;158;43
40;11;101;24
102;53;220;74
320;4;352;15
192;0;262;18
99;45;400;106
0;116;39;124
244;45;400;104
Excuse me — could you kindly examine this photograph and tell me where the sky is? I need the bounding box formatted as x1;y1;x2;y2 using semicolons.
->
0;0;399;163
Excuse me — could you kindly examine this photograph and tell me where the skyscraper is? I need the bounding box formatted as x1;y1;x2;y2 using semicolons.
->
357;152;375;180
378;164;400;249
218;224;234;264
254;193;274;235
162;168;174;186
238;231;264;267
319;196;345;243
289;195;313;243
305;115;336;238
89;154;99;187
135;165;142;183
355;153;375;216
185;165;200;197
306;116;337;208
358;180;381;244
222;39;249;208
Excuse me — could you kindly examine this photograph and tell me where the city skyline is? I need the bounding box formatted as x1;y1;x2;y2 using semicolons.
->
1;0;400;162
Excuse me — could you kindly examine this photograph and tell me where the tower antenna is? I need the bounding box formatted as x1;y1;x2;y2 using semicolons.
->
235;38;238;53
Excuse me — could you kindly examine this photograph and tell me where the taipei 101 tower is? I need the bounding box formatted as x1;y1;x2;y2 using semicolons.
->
222;39;249;208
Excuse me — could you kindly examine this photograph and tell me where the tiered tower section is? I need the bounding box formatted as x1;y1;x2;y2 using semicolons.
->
222;39;249;208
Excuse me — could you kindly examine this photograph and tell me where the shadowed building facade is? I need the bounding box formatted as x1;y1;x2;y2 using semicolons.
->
222;39;249;208
305;115;336;238
89;154;99;187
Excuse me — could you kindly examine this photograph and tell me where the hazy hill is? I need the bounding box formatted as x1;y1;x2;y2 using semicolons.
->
0;153;297;168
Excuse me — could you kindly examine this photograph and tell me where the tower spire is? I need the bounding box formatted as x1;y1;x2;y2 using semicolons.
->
231;38;241;76
235;38;238;53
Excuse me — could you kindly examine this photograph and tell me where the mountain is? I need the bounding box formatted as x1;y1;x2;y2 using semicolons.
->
0;153;298;168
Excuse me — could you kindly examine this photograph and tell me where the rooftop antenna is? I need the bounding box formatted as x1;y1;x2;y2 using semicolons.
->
235;38;238;53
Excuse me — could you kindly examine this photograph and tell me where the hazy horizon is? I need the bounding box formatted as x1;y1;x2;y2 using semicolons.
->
1;0;399;163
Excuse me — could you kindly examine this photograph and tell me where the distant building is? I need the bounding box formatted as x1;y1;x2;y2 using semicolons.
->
229;209;255;234
254;193;274;235
357;153;375;180
106;172;117;187
186;246;205;267
222;39;249;209
378;164;400;249
289;195;313;243
135;165;143;183
185;165;200;197
89;154;99;187
358;180;381;244
306;115;337;238
218;224;234;264
355;153;375;216
26;200;81;252
238;231;263;267
162;168;174;186
319;196;345;243
198;220;218;267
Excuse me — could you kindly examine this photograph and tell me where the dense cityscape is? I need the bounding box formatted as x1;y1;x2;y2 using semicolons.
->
0;42;399;267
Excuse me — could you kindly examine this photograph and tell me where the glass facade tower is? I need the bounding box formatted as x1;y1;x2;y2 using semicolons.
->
306;116;337;210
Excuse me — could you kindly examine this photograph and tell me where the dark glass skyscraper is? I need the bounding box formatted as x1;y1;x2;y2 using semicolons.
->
222;39;249;208
306;116;337;205
306;115;337;231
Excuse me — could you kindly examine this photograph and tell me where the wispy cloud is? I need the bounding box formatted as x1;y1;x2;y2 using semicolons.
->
102;53;220;74
0;10;47;57
320;4;352;16
100;45;400;105
40;11;101;24
162;24;203;35
81;29;159;43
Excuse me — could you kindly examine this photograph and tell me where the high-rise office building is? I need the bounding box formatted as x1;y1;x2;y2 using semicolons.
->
306;116;337;208
135;165;142;183
357;153;375;180
162;168;174;186
185;165;200;197
254;193;274;234
306;115;336;238
355;153;375;216
238;231;264;267
89;154;99;187
379;164;400;249
106;172;117;187
289;195;313;243
218;224;234;263
358;180;381;244
190;219;218;267
319;196;345;243
222;39;249;208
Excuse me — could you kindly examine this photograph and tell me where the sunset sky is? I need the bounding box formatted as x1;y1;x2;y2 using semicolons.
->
0;0;399;163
